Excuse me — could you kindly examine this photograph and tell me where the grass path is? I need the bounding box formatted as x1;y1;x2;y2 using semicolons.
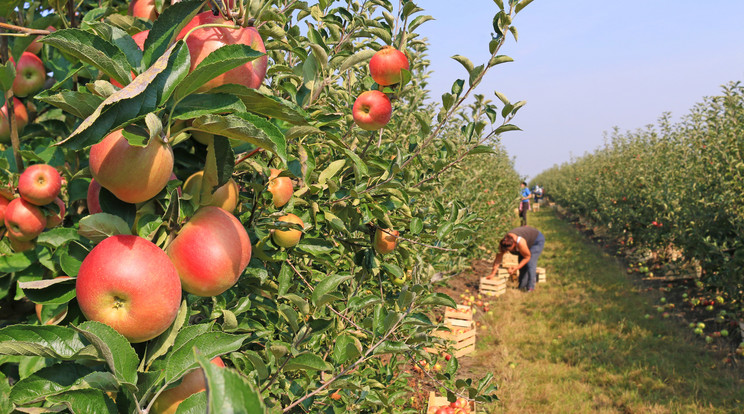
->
466;208;744;413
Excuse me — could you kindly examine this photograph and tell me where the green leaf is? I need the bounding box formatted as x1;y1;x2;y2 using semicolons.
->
348;294;382;310
297;238;335;255
0;251;35;273
410;217;423;235
372;340;409;355
516;0;534;13
380;263;404;279
333;334;362;364
408;15;435;32
170;93;246;120
489;55;513;66
146;300;189;367
419;292;457;308
195;350;266;412
311;274;351;307
35;90;104;119
164;332;247;384
451;55;474;75
470;145;495;155
36;228;80;249
142;0;203;68
45;388;118;414
337;49;376;72
191;112;287;165
318;159;346;185
0;325;99;360
18;277;76;305
77;213;133;243
494;124;522;134
175;390;207;414
211;85;309;125
0;61;16;92
41;28;132;86
9;363;115;406
173;44;265;100
284;352;333;371
74;321;139;391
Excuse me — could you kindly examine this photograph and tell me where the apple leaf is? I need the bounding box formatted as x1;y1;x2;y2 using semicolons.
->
9;363;115;406
174;390;207;414
493;123;522;134
202;136;235;204
283;352;333;371
35;90;104;119
173;44;265;101
41;28;133;87
332;334;362;364
372;340;409;355
210;85;309;125
77;213;133;244
194;350;266;412
170;93;246;120
45;388;118;414
191;112;287;165
489;54;514;66
337;48;376;72
0;251;35;273
85;22;144;74
36;227;81;249
0;325;100;360
19;277;76;305
74;321;140;392
0;61;16;93
142;0;203;68
418;292;457;308
163;331;247;384
451;54;474;75
145;300;189;368
311;274;351;307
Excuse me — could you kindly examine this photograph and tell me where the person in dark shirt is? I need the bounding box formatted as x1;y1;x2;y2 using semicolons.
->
486;225;545;291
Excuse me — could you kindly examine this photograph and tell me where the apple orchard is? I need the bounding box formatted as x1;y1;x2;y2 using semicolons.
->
0;0;530;413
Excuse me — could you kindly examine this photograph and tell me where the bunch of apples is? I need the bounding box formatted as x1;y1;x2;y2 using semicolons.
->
352;46;409;131
433;397;472;414
2;164;65;252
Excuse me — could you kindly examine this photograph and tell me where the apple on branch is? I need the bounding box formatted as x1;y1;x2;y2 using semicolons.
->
369;46;409;86
12;52;46;98
353;90;392;131
374;227;398;255
267;169;293;208
76;235;182;343
183;170;239;213
18;164;62;206
151;357;225;414
0;98;29;144
272;213;304;248
4;197;46;242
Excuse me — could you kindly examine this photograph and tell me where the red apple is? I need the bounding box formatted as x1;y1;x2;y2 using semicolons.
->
373;228;398;255
86;178;103;214
129;0;158;21
183;171;239;213
18;164;62;206
45;197;66;228
76;235;182;343
89;129;174;204
369;46;409;86
4;197;46;241
267;169;293;208
8;233;35;252
435;406;454;414
176;11;268;92
167;206;251;297
0;98;29;144
25;26;55;55
0;194;9;226
352;90;392;131
151;357;225;414
13;52;46;97
272;213;303;248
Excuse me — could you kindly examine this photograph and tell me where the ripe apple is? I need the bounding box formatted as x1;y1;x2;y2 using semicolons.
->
0;194;9;226
4;197;46;241
352;90;392;131
369;46;409;86
151;356;225;414
373;227;398;255
89;129;174;204
271;213;303;248
18;164;62;206
86;178;103;214
13;52;46;97
267;169;293;208
45;197;66;228
329;390;342;401
183;171;239;213
435;406;454;414
76;235;182;343
129;0;158;21
167;206;252;297
0;97;29;144
177;12;268;92
8;233;35;252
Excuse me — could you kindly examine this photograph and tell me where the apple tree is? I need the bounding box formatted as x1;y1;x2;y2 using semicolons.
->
0;0;530;412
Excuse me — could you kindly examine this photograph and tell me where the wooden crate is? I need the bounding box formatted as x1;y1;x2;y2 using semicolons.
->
480;276;507;297
444;305;474;327
432;324;476;357
426;392;476;414
503;252;519;266
537;267;547;283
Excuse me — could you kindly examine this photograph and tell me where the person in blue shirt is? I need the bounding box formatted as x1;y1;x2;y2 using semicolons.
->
519;182;531;226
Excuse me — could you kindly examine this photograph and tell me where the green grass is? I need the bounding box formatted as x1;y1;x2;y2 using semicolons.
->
468;208;744;413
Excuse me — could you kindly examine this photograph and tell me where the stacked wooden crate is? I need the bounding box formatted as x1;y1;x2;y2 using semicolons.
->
430;305;476;358
537;267;547;283
480;269;508;297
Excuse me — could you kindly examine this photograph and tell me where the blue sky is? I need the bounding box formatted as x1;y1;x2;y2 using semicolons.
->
415;1;744;181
